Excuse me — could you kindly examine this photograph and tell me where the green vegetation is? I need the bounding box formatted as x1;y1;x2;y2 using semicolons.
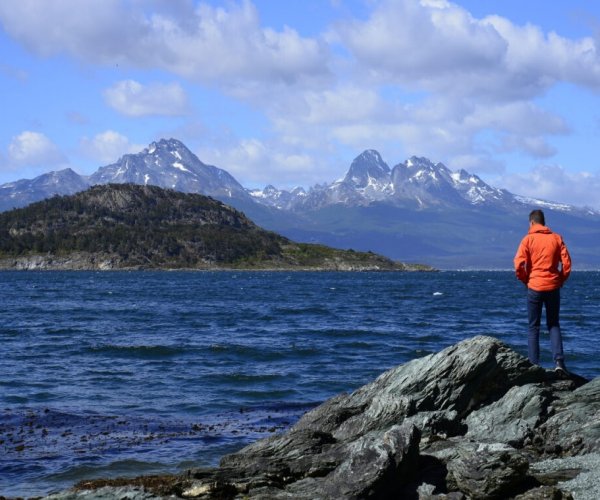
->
0;184;431;271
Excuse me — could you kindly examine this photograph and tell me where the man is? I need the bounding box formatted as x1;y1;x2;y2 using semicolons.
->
514;209;572;372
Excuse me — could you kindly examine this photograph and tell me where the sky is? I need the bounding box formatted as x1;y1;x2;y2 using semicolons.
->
1;0;600;209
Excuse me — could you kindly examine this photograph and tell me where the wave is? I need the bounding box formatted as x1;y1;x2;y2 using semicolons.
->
208;343;286;361
86;344;189;359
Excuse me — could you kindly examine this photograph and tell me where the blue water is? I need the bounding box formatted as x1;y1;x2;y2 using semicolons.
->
1;271;598;497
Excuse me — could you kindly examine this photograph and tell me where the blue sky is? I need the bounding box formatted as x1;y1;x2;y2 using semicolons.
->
1;0;600;209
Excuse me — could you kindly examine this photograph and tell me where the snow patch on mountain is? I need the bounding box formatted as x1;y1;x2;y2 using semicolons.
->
513;195;575;212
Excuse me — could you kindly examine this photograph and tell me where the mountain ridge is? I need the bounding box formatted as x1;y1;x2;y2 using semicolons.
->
1;137;595;215
1;138;598;269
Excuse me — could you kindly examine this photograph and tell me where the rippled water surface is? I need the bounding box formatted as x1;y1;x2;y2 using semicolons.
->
1;271;598;497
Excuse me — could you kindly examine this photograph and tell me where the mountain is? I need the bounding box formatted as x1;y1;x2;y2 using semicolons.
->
1;139;598;269
0;139;253;213
0;168;89;212
251;154;529;212
248;152;600;269
89;138;251;201
0;184;426;271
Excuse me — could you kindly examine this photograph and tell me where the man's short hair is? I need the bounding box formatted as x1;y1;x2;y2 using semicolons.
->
529;209;545;226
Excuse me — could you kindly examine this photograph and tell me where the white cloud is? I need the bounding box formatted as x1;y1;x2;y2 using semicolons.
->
447;154;505;175
6;131;66;168
3;0;600;192
0;0;330;85
80;130;143;164
197;138;324;188
335;0;507;88
104;80;189;117
499;164;600;209
334;0;600;97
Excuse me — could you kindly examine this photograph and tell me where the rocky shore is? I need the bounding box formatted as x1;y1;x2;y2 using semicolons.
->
43;336;599;499
0;252;431;272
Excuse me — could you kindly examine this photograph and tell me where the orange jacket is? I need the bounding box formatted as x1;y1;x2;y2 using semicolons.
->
514;224;571;291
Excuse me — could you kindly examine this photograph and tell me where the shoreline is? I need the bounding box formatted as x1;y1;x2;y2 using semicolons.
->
28;336;600;499
0;255;435;272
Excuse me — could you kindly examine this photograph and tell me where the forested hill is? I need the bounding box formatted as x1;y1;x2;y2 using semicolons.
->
0;184;430;271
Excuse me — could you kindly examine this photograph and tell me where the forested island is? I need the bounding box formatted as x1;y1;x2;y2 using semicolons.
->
0;184;432;271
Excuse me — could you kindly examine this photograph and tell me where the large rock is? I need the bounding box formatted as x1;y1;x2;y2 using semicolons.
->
465;384;553;447
295;335;546;443
445;442;530;499
181;336;550;498
50;336;595;499
534;377;600;455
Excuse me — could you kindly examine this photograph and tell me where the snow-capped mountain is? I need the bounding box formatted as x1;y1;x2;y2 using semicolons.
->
342;149;393;192
248;185;307;210
90;138;250;200
0;168;89;212
0;139;252;212
250;151;517;212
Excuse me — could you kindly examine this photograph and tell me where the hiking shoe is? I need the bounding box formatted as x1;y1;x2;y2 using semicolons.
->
555;360;568;374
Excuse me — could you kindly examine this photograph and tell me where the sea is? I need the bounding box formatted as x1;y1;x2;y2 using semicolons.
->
1;270;598;498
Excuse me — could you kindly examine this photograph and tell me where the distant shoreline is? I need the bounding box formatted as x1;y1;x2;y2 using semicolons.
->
0;262;435;272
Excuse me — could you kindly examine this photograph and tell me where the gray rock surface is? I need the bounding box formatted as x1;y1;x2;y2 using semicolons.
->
465;384;553;447
47;335;597;499
534;377;600;456
445;442;529;499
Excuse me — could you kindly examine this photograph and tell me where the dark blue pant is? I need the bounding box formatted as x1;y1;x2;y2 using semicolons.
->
527;288;564;364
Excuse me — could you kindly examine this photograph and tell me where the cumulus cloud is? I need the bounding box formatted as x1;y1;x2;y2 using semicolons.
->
104;80;189;117
80;130;143;164
500;164;600;209
198;138;324;188
6;131;66;168
334;0;507;88
334;0;600;97
0;0;329;85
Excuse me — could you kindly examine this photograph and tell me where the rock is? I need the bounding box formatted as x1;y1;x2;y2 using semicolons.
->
321;423;420;498
296;335;547;444
445;442;530;499
534;377;600;455
45;336;598;499
529;453;600;500
514;485;573;499
465;384;553;447
44;485;163;499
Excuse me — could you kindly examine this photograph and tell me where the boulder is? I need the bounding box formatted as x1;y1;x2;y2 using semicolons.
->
465;384;553;447
445;442;530;499
534;377;600;455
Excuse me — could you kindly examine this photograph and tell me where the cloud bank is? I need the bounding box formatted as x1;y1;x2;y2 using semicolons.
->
1;0;600;207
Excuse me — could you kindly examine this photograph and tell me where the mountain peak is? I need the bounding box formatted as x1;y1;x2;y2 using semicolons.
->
343;149;391;188
88;138;249;200
406;156;436;169
146;138;188;155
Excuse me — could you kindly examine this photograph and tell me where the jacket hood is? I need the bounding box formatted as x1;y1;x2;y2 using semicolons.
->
528;224;552;234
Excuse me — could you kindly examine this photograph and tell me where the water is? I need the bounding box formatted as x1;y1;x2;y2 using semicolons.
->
1;271;598;497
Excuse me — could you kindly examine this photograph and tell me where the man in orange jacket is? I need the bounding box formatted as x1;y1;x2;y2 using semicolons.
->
514;209;572;372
